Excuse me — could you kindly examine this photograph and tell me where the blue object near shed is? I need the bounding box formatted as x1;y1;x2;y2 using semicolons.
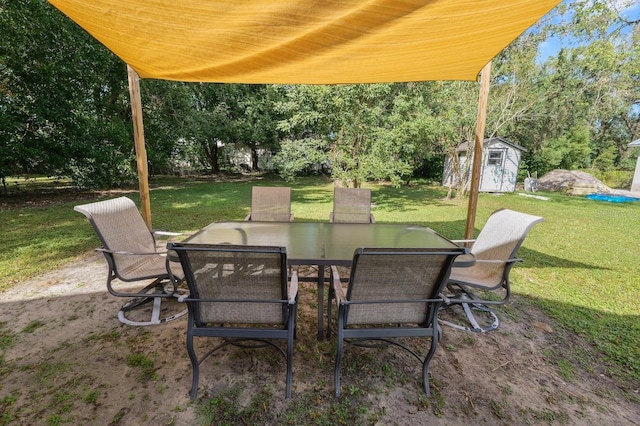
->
586;194;640;203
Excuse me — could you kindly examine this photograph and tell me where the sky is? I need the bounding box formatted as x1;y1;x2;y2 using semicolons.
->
535;0;640;62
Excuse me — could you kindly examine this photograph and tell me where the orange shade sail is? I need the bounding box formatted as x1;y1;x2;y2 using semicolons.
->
48;0;559;84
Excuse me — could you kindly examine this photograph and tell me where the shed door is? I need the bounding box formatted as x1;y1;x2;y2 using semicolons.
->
481;149;507;192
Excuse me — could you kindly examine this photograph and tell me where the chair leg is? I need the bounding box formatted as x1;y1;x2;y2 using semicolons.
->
186;319;200;400
421;326;440;396
439;294;500;333
334;338;344;398
285;307;296;399
461;299;500;332
327;283;334;339
333;312;345;398
111;276;188;326
117;297;187;326
120;295;154;311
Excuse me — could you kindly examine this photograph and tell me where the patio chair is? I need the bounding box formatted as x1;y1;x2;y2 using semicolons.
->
328;247;464;398
440;208;544;333
245;186;294;222
329;187;375;223
167;243;298;399
74;196;187;326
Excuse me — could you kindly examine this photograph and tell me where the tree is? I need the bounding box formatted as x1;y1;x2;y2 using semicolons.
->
273;85;333;180
139;80;195;174
420;81;478;199
180;84;283;174
274;83;440;187
533;0;640;173
1;0;135;188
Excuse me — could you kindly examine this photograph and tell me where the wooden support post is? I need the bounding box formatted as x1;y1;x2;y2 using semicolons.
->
127;65;152;229
464;61;492;240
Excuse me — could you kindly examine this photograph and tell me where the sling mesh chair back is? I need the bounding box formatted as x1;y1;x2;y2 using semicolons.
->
330;187;375;223
328;247;465;398
245;186;294;222
74;196;186;326
442;208;544;332
168;243;298;399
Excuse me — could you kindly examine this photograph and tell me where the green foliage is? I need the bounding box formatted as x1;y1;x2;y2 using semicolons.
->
537;124;592;173
82;390;99;405
196;387;274;425
196;385;375;425
557;358;575;381
590;169;633;190
592;146;618;172
0;323;15;352
33;362;71;385
275;83;438;187
273;138;329;181
126;353;157;382
0;0;135;188
0;394;18;424
22;321;44;334
177;83;285;174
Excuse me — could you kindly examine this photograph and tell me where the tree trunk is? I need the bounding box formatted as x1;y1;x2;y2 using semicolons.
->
203;141;219;173
251;147;259;171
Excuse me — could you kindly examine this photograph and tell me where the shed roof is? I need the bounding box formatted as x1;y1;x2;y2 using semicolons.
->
456;137;528;153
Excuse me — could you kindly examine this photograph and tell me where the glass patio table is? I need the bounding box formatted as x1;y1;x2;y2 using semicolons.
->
183;221;471;339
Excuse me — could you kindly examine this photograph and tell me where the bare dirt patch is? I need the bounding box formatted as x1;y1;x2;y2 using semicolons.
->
1;253;638;425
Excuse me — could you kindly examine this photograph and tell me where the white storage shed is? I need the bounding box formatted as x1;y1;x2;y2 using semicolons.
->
443;137;527;193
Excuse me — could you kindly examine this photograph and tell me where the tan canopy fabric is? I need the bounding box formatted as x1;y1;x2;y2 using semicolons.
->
48;0;559;84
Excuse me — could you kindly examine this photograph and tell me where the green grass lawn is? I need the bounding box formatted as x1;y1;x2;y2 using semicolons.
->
1;175;639;385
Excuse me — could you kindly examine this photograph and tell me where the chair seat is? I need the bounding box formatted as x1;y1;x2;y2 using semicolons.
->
448;266;501;289
117;255;184;282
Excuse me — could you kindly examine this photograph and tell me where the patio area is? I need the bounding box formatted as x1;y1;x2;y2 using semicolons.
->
0;247;637;424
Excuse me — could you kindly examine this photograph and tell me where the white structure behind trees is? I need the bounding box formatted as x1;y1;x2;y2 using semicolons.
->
443;137;527;193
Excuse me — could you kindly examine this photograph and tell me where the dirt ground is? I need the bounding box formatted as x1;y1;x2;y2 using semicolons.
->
1;248;638;426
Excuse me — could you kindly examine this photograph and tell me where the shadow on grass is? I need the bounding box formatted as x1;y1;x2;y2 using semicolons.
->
519;247;610;270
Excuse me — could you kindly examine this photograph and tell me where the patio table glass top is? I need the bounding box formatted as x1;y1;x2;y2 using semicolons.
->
184;221;467;265
182;221;469;339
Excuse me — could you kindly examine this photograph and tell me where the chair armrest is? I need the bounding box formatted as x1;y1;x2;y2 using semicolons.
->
329;212;334;222
288;269;299;304
95;248;160;256
369;214;376;223
473;258;522;265
330;266;347;303
245;213;251;221
451;239;475;244
152;230;183;237
289;214;294;222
